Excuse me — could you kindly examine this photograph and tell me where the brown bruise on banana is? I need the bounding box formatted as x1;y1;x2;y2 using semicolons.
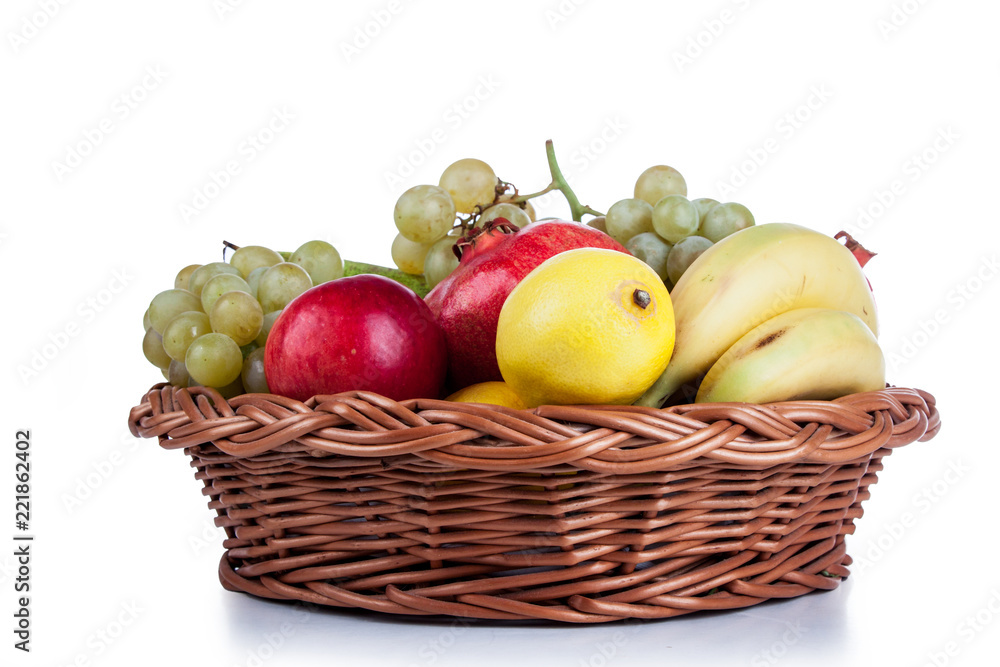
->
754;328;787;350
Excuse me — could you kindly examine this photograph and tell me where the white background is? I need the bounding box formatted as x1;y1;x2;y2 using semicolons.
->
2;1;998;666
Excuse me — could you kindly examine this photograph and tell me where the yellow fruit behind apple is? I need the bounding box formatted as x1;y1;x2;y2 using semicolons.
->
446;381;527;409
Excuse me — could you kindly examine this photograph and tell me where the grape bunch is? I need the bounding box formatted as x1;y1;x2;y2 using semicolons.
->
141;240;343;397
391;158;536;289
600;166;755;288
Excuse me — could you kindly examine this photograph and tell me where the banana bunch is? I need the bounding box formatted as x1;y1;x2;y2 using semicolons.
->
636;223;884;407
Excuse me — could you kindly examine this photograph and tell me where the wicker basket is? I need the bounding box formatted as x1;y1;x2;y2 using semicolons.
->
128;384;939;623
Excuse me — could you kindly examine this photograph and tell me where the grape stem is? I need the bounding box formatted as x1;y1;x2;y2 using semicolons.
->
507;140;605;221
342;260;430;298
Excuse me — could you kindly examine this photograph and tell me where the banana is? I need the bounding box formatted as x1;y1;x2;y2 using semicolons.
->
695;308;885;403
635;223;878;407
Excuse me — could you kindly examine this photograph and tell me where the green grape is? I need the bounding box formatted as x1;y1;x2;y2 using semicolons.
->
626;232;673;285
241;347;270;394
394;184;457;244
229;245;283;279
167;360;190;387
162;311;212;362
148;289;202;334
699;202;755;243
174;264;201;291
185;333;243;388
240;341;258;359
257;262;312;313
496;194;536;222
161;367;170;381
210;291;264;346
666;236;713;285
255;310;282;347
290;240;344;284
188;375;245;398
652;195;700;244
215;376;245;399
587;216;608;233
188;262;241;297
479;202;531;230
634;165;688;206
391;233;433;275
246;266;268;299
439;158;497;214
142;327;172;370
605;198;654;244
692;198;720;226
201;273;251;314
142;308;151;331
423;236;460;289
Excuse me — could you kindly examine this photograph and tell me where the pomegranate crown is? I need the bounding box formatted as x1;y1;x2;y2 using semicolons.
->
453;218;521;261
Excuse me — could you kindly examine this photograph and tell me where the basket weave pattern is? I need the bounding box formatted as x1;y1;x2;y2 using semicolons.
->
129;385;939;623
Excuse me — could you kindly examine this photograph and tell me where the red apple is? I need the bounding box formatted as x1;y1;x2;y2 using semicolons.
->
265;274;447;402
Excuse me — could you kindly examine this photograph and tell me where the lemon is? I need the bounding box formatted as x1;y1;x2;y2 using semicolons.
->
496;248;675;407
445;381;528;409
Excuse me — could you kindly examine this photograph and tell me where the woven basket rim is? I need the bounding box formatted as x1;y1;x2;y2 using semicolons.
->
129;385;940;473
127;384;941;623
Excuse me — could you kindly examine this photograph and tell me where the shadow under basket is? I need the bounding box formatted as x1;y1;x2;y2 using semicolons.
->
128;384;940;623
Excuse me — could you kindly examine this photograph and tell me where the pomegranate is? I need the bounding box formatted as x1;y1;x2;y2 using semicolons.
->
425;219;629;390
835;230;876;291
265;274;447;402
835;231;877;268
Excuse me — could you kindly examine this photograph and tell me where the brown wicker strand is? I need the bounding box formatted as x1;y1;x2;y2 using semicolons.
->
129;385;939;623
